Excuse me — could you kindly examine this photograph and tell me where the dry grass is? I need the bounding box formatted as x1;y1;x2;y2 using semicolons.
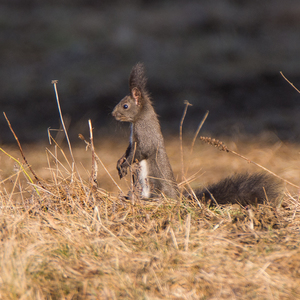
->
0;135;300;299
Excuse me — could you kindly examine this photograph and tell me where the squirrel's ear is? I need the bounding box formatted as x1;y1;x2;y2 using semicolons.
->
132;87;142;106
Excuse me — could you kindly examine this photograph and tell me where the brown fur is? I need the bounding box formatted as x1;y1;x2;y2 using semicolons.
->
112;63;178;199
194;173;283;207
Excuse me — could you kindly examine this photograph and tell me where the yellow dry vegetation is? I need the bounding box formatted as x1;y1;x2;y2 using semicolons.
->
0;136;299;299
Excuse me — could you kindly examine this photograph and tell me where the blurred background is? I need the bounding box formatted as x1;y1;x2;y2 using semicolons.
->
1;0;300;144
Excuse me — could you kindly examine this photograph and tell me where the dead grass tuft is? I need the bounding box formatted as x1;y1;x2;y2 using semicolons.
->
0;135;300;299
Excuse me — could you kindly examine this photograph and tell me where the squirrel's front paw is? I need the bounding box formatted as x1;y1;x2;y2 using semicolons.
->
117;165;127;179
117;158;128;179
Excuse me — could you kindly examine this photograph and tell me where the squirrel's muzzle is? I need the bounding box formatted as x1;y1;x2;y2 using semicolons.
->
112;109;122;121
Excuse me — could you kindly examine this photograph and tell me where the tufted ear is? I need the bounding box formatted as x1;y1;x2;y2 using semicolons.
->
131;87;142;106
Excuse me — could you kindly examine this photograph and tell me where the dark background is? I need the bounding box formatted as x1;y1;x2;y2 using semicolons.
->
1;0;300;144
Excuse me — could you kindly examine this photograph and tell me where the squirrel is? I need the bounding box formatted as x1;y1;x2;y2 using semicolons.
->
112;63;179;199
112;63;282;207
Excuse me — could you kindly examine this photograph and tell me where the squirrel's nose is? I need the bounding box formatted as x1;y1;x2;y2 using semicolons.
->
112;110;120;119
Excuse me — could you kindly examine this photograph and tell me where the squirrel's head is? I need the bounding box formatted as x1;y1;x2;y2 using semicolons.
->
112;88;143;122
112;63;150;123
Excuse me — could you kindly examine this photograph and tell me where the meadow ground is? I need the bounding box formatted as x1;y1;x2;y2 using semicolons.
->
0;135;300;299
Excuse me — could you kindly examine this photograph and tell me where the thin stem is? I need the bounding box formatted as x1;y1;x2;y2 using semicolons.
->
190;110;209;155
0;147;40;196
229;149;300;189
200;136;300;189
3;112;43;187
52;80;83;184
179;100;192;180
52;80;75;166
89;119;98;188
280;71;300;94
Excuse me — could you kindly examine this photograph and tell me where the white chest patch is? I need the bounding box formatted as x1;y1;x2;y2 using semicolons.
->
139;160;150;198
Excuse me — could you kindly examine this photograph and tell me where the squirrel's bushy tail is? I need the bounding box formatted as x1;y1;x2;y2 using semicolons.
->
193;173;283;207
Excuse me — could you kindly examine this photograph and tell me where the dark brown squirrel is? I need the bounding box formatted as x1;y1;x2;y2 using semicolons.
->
112;63;282;206
112;63;179;199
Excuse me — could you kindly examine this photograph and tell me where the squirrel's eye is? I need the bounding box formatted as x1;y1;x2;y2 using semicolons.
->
123;104;128;109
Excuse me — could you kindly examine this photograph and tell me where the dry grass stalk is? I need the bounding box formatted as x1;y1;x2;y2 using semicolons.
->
52;80;82;185
180;171;203;209
179;100;192;181
199;136;229;152
95;153;123;194
169;227;179;250
190;110;209;155
280;71;300;94
48;129;72;170
88;119;98;189
3;112;42;187
184;110;209;184
78;132;124;195
200;136;300;189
